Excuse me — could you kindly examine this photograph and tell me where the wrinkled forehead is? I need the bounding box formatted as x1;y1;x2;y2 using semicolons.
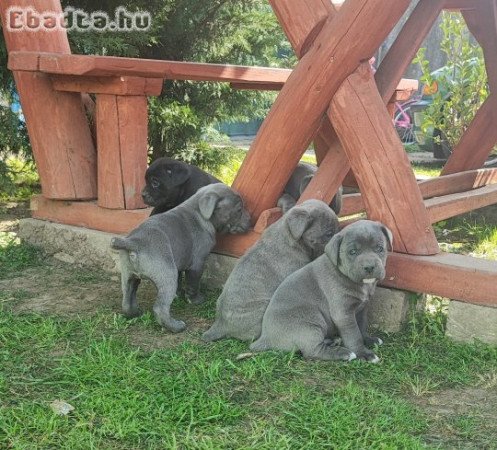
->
343;225;386;248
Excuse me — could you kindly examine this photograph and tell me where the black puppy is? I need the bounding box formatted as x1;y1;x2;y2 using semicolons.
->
142;157;221;215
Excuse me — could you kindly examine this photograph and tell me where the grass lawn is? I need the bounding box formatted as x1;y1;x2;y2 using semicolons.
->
1;155;497;449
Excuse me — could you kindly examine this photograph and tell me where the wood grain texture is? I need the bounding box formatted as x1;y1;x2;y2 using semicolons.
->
96;95;125;209
52;75;163;96
9;51;292;84
441;94;497;175
462;1;497;93
444;0;479;10
117;96;148;210
233;0;411;220
329;63;439;255
384;251;497;306
341;168;497;217
1;1;96;200
376;0;444;103
426;184;497;223
31;196;150;235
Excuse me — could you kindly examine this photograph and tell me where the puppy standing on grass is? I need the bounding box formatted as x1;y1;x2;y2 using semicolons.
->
111;184;251;333
203;200;339;343
250;220;393;362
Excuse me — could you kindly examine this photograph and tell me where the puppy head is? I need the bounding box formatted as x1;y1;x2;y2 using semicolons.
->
141;157;191;208
197;184;251;234
325;220;393;284
285;200;339;258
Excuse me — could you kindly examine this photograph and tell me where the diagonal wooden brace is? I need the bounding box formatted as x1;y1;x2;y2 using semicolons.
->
329;63;439;255
232;0;411;221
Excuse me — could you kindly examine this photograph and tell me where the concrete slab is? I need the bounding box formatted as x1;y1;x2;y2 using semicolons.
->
446;300;497;344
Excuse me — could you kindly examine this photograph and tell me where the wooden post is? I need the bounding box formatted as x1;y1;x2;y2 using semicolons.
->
0;0;97;200
329;64;439;255
233;0;411;220
375;0;444;103
442;1;497;174
96;95;148;210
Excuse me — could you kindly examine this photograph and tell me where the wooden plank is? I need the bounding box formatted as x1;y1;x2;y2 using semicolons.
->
52;75;163;96
96;95;148;210
1;1;97;200
426;183;497;223
376;0;444;103
31;196;151;235
329;63;439;255
117;96;148;210
96;95;125;209
215;232;261;258
268;0;336;58
444;0;480;11
462;1;497;93
384;251;497;306
8;51;292;84
232;0;411;220
441;94;497;175
253;208;283;233
341;168;497;216
230;82;284;91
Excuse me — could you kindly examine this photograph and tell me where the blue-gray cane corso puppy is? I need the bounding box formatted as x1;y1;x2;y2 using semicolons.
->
250;220;393;362
277;162;343;215
111;183;251;333
203;200;339;343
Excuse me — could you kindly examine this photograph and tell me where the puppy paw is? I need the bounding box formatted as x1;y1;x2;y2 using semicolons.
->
363;336;383;347
333;346;357;362
156;317;187;333
122;308;143;319
356;349;381;364
187;293;206;305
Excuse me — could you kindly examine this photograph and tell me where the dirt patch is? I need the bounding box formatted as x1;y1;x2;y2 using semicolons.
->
0;201;30;232
415;386;497;448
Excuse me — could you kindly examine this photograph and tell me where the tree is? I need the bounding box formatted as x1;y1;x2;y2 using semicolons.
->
0;0;291;187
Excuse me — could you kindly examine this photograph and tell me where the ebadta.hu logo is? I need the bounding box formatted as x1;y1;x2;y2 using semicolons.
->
6;6;151;32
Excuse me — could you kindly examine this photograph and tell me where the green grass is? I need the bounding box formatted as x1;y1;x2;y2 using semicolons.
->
0;232;44;279
2;305;497;449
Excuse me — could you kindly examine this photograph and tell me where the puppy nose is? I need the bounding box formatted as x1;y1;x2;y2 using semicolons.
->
363;265;375;274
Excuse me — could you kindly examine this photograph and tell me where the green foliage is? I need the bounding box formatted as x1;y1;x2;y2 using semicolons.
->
0;232;43;278
0;0;290;194
414;12;489;148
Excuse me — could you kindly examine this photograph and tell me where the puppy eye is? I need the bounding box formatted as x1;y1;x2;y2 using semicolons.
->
348;249;357;256
151;179;160;188
166;169;172;175
375;245;385;253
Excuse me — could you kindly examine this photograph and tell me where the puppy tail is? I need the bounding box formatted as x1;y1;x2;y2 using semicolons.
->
110;237;134;251
202;322;226;342
249;337;270;352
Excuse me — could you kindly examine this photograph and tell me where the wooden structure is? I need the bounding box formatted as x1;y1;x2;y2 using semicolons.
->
2;0;497;307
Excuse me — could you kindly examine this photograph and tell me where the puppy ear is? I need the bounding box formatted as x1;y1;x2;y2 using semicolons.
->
299;174;313;195
163;164;190;187
286;208;312;240
199;191;220;219
379;224;394;251
325;232;343;266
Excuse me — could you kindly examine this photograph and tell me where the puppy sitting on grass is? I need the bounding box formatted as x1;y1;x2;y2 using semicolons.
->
111;183;251;333
250;220;393;362
203;200;339;343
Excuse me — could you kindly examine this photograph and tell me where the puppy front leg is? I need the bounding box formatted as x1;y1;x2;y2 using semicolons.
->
153;277;186;333
185;267;205;305
336;314;380;363
356;305;383;347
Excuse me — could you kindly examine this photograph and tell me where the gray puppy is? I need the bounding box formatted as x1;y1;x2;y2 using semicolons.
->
277;162;343;215
250;220;393;362
202;200;339;343
111;183;251;333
